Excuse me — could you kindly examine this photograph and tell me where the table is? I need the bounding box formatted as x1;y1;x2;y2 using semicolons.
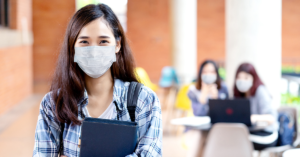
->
171;116;211;130
283;148;300;157
171;116;269;131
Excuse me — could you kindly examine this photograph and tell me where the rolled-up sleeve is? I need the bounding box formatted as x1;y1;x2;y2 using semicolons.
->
256;86;277;117
187;89;209;116
33;93;61;157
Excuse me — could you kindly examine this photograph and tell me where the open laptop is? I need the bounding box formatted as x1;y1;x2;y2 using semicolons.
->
208;99;252;126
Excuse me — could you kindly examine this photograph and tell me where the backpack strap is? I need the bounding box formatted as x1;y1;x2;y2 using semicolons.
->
127;82;143;122
59;122;64;154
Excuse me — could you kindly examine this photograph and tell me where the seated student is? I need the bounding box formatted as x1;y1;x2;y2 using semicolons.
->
185;60;229;157
188;60;229;116
234;63;278;150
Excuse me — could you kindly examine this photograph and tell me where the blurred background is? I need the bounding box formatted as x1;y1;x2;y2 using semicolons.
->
0;0;299;156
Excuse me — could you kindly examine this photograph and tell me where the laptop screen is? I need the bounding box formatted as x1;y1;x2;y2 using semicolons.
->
208;99;252;126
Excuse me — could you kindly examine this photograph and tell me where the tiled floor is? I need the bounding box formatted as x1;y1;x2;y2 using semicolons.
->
0;95;43;134
0;100;40;156
163;135;188;157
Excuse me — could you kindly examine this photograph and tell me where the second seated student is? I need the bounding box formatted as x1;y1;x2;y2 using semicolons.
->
33;4;162;157
187;60;229;116
234;63;279;150
185;60;229;157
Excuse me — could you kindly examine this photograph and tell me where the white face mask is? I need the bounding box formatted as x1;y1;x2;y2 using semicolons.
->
201;74;217;84
236;79;253;93
74;46;116;78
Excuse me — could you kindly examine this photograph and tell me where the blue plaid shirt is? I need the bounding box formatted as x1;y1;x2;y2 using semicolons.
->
33;79;162;157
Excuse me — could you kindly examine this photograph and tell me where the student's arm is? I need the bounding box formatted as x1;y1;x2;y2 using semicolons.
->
251;114;276;125
187;89;209;116
221;83;230;99
251;86;277;125
33;93;62;157
126;87;162;157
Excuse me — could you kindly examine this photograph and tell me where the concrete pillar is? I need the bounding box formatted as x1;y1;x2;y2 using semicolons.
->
170;0;197;84
226;0;282;107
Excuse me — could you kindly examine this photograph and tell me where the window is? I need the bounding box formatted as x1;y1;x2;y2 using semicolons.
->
0;0;9;27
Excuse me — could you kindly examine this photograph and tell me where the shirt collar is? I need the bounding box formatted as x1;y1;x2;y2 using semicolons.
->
78;79;127;111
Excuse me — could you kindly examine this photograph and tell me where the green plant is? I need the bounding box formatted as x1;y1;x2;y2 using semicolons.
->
218;67;226;80
281;93;300;105
76;0;100;10
282;66;300;74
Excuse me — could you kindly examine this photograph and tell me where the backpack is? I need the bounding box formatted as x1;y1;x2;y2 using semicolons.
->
277;112;295;146
59;81;143;154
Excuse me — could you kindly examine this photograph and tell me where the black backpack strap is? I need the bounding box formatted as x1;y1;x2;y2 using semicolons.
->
127;82;143;122
59;122;64;154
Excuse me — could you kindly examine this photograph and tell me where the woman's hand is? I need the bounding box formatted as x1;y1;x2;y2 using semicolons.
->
208;84;218;99
199;83;218;104
199;83;209;104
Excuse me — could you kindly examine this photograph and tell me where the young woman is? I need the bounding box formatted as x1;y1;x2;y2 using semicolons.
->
33;4;162;157
185;60;229;157
234;63;278;150
187;60;229;116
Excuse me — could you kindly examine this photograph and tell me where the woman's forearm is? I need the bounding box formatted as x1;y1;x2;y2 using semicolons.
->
199;93;208;104
251;114;275;125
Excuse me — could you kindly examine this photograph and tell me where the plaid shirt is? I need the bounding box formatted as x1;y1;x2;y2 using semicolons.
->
33;79;162;157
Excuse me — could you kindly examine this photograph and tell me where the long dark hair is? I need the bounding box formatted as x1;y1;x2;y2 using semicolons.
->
195;60;221;90
50;4;138;125
233;63;263;98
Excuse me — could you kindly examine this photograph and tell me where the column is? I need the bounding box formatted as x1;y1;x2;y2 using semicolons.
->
226;0;282;107
170;0;197;84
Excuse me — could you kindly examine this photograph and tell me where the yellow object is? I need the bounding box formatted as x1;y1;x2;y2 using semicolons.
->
135;67;158;91
176;84;194;150
181;134;189;150
186;109;194;117
175;84;193;112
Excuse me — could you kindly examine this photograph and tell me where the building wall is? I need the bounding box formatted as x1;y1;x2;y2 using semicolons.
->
32;0;75;93
0;0;33;115
127;0;225;83
282;0;300;66
197;0;225;67
127;0;171;83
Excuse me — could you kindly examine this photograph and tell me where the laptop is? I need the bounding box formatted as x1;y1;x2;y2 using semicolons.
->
208;99;252;126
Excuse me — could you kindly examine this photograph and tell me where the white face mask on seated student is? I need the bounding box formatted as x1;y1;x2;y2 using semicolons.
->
201;74;217;85
236;79;253;93
235;71;254;93
201;62;218;85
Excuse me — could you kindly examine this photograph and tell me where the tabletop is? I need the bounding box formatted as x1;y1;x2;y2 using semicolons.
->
171;116;269;131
